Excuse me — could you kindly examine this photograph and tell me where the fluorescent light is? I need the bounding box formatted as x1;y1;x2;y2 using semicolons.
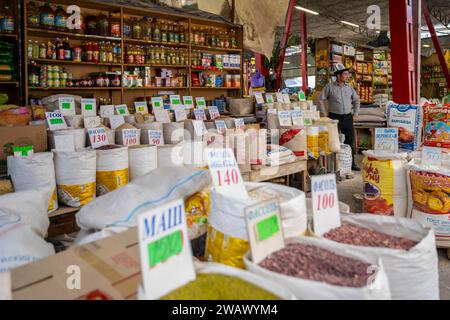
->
295;6;319;15
423;44;431;48
341;20;359;28
284;61;291;64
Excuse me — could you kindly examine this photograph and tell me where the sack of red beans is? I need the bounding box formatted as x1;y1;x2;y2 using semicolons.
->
319;213;439;300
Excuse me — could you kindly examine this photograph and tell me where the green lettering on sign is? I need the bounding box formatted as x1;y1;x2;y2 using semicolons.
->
185;99;192;105
119;109;126;115
50;118;64;125
172;99;181;105
154;101;161;107
147;230;183;267
62;102;71;109
84;104;93;110
197;100;205;106
256;215;280;242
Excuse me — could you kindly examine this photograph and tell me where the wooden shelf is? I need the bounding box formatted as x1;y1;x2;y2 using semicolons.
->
123;38;189;47
191;45;242;53
123;64;189;68
0;81;19;86
123;87;188;91
27;28;122;42
29;87;122;91
29;58;122;67
0;33;18;39
191;66;241;71
191;87;240;90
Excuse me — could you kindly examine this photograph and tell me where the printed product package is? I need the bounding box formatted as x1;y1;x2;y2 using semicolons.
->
387;102;422;151
422;103;450;148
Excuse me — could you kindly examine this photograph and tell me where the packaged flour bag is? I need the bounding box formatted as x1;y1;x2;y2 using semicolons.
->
387;102;422;151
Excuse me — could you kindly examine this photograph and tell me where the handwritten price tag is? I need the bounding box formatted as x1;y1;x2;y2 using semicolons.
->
276;92;284;102
83;116;101;129
282;93;291;103
151;97;164;111
422;146;442;166
183;96;194;109
115;104;130;116
192;120;207;137
170;95;182;109
374;128;399;153
234;118;245;130
46;111;68;131
122;128;139;146
245;198;285;264
194;108;207;121
148;130;164;146
208;106;220;120
154;109;171;123
195;97;206;109
215;120;227;134
134;101;149;114
87;127;109;149
109;115;125;130
81;98;97;117
311;174;341;236
207;148;248;199
173;105;187;122
100;105;115;118
254;92;265;105
266;94;274;104
278;111;292;126
58;97;75;116
291;110;303;126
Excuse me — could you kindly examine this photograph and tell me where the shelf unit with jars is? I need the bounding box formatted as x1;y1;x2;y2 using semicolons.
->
23;0;243;107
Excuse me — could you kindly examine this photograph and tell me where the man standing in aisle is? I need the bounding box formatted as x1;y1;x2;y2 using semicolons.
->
318;63;361;171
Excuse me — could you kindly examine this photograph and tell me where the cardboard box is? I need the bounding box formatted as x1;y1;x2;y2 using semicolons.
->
0;125;48;161
12;228;142;300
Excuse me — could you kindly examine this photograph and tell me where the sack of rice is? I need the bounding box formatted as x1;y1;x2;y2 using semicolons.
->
244;236;391;300
246;128;267;165
337;144;353;176
96;145;129;196
362;150;408;217
279;126;307;159
163;122;184;144
53;149;96;207
307;126;319;159
157;142;185;167
115;123;141;146
48;128;86;151
128;145;157;181
7;152;58;212
387;102;422;151
320;213;439;300
205;183;307;268
137;122;163;144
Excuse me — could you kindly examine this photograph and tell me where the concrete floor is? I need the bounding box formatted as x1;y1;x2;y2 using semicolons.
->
337;155;450;300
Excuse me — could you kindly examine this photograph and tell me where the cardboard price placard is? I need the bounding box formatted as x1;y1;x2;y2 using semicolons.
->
245;198;285;264
207;148;248;199
122;129;139;146
194;108;207;121
422;146;442;166
234;118;245;130
298;91;306;101
254;92;265;105
311;174;341;236
170;95;182;108
83;116;101;129
81;98;97;117
267;109;277;115
154;109;171;123
115;104;130;116
151;97;164;111
13;146;33;157
148;130;164;146
192;120;207;137
266;94;274;104
173;105;187;122
195;97;206;109
0;272;11;300
109;115;125;130
134;102;149;114
54;135;75;152
100;105;115;118
291;110;303;126
278;111;292;126
215;120;227;134
138;198;196;300
58;97;75;116
87;127;109;149
45;111;68;131
276;92;284;102
374;128;399;153
208;106;220;120
183;96;194;109
282;93;291;103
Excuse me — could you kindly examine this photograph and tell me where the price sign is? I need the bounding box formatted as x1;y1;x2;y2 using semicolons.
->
109;115;125;130
282;93;291;103
422;146;442;166
115;104;130;116
194;108;207;121
311;174;341;236
276;92;284;102
291;110;303;126
245;198;285;264
138;198;196;300
148;130;164;146
87;127;109;149
45;111;68;131
151;97;164;111
192;120;207;137
215;119;227;134
183;96;194;109
0;273;11;300
100;105;115;118
83;116;101;129
207;148;248;199
13;145;33;157
170;95;182;108
309;105;317;112
195;97;206;109
54;134;75;152
81;98;97;117
208;105;220;120
298;91;306;101
134;101;149;114
254;92;265;105
154;109;171;123
303;118;313;126
122;129;139;146
374;128;399;153
173;105;187;122
234;118;245;130
278;111;292;126
266;94;274;104
267;109;277;115
58;97;75;116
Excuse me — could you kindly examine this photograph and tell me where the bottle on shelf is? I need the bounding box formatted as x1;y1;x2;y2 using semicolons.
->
168;22;174;43
142;17;152;40
231;29;238;48
27;40;33;59
161;20;168;43
152;18;161;42
63;38;71;60
54;5;67;32
123;18;132;38
39;42;46;59
85;15;97;35
56;39;64;60
110;14;120;38
27;1;40;28
132;18;142;39
179;24;185;43
39;2;55;30
97;13;110;37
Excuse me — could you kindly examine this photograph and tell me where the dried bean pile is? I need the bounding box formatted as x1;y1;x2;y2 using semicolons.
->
259;243;371;288
323;224;418;250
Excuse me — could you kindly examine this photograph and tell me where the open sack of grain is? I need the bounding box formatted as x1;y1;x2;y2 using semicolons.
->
243;236;390;300
317;213;439;300
0;190;55;272
138;262;295;300
205;183;307;268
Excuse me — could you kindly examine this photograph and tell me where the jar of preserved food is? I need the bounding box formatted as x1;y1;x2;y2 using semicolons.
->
97;13;109;36
54;6;67;32
39;3;55;30
110;16;120;38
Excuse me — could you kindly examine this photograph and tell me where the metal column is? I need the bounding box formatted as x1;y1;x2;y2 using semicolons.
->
275;0;295;91
389;0;417;104
300;11;308;92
